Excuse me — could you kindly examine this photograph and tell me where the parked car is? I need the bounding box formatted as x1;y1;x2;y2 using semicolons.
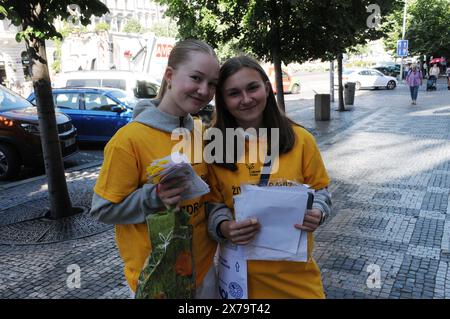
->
54;70;160;99
28;87;136;143
340;68;397;90
266;66;301;94
0;85;77;181
373;64;401;77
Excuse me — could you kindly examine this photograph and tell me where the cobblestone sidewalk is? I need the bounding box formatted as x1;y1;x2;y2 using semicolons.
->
311;86;450;298
0;86;449;299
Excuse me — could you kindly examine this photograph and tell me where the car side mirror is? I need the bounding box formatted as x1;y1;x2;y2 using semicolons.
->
111;106;125;113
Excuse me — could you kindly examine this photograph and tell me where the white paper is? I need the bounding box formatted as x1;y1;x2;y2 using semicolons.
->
234;187;308;254
233;184;311;260
217;242;248;299
243;227;308;262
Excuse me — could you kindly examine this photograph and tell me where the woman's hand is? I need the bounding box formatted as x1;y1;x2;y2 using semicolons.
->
294;208;322;232
219;218;261;245
157;177;188;209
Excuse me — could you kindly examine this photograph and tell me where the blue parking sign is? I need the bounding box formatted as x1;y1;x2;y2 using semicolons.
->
397;40;408;57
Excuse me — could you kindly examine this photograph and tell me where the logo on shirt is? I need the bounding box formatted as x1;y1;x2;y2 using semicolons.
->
228;282;244;299
245;163;261;177
180;202;202;216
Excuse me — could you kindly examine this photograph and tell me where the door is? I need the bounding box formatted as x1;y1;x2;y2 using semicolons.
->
370;70;387;87
358;70;377;87
81;92;121;142
53;92;83;137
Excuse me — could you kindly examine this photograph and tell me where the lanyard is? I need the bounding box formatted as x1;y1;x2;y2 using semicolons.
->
258;157;273;186
258;156;314;208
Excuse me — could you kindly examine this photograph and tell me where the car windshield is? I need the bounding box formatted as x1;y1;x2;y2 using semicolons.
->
343;70;355;75
0;86;33;111
109;90;139;108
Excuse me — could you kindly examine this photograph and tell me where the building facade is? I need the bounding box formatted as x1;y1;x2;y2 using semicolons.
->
91;0;167;32
0;20;28;92
0;1;167;95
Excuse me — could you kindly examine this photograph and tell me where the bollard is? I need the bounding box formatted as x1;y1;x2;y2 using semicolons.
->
314;94;330;121
344;82;356;105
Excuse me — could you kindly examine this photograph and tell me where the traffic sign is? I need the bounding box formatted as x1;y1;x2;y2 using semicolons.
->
397;40;408;57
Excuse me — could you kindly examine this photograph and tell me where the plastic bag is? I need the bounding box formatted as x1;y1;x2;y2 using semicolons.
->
135;208;196;299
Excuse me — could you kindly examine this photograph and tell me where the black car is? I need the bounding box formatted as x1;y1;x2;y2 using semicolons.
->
0;85;78;180
373;65;401;77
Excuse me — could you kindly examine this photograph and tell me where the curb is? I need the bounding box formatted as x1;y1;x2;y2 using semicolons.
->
0;160;103;191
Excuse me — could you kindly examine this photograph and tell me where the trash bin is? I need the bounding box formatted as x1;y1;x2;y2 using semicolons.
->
344;82;356;105
314;94;330;121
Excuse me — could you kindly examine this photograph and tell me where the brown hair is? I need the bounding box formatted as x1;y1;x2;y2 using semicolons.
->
157;39;218;99
211;55;297;171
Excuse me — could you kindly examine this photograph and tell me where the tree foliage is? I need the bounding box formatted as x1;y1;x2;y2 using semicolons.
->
0;0;108;41
123;18;142;33
0;0;108;218
157;0;399;110
94;21;110;32
145;19;179;38
157;0;398;62
383;0;450;58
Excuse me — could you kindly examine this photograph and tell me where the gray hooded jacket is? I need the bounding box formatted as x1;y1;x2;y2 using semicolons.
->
89;99;194;224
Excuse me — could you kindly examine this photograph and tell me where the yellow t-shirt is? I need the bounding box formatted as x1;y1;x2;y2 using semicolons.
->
94;121;217;292
207;125;330;298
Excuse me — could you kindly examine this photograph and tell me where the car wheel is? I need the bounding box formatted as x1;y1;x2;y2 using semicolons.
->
0;144;21;181
355;82;361;90
387;81;396;90
291;83;300;94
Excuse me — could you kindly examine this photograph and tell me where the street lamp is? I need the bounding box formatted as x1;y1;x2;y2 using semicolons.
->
399;0;408;80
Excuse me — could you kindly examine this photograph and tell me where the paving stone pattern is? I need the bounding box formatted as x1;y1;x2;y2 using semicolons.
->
0;86;449;298
312;87;450;299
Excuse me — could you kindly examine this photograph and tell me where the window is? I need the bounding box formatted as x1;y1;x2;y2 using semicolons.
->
109;90;138;108
84;93;118;111
0;86;32;110
134;81;159;98
102;79;126;90
370;70;383;76
54;93;80;109
67;79;101;87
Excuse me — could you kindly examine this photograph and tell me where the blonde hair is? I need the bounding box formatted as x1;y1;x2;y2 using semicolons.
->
156;39;218;99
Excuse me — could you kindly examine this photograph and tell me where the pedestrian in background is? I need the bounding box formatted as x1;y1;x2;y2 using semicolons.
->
206;55;332;298
446;63;450;90
423;62;428;78
406;64;423;105
403;63;411;80
430;63;440;79
90;39;220;298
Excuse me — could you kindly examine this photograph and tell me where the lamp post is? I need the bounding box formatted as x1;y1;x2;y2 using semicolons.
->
399;0;408;80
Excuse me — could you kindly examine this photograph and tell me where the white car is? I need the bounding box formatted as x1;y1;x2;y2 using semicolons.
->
340;68;397;90
54;70;160;99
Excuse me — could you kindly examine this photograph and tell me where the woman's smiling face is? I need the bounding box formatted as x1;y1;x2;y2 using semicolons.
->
166;52;219;115
221;67;270;129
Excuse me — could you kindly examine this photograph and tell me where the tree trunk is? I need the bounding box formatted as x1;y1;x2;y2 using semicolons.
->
272;44;285;112
337;53;345;112
269;2;285;112
27;39;73;219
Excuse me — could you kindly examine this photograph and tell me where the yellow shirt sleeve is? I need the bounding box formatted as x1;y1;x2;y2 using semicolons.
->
298;127;330;190
94;140;141;204
204;164;226;204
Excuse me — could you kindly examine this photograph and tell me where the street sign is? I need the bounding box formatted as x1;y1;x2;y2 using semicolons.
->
397;40;408;57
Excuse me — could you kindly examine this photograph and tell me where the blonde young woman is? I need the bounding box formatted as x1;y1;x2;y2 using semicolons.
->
90;39;220;298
